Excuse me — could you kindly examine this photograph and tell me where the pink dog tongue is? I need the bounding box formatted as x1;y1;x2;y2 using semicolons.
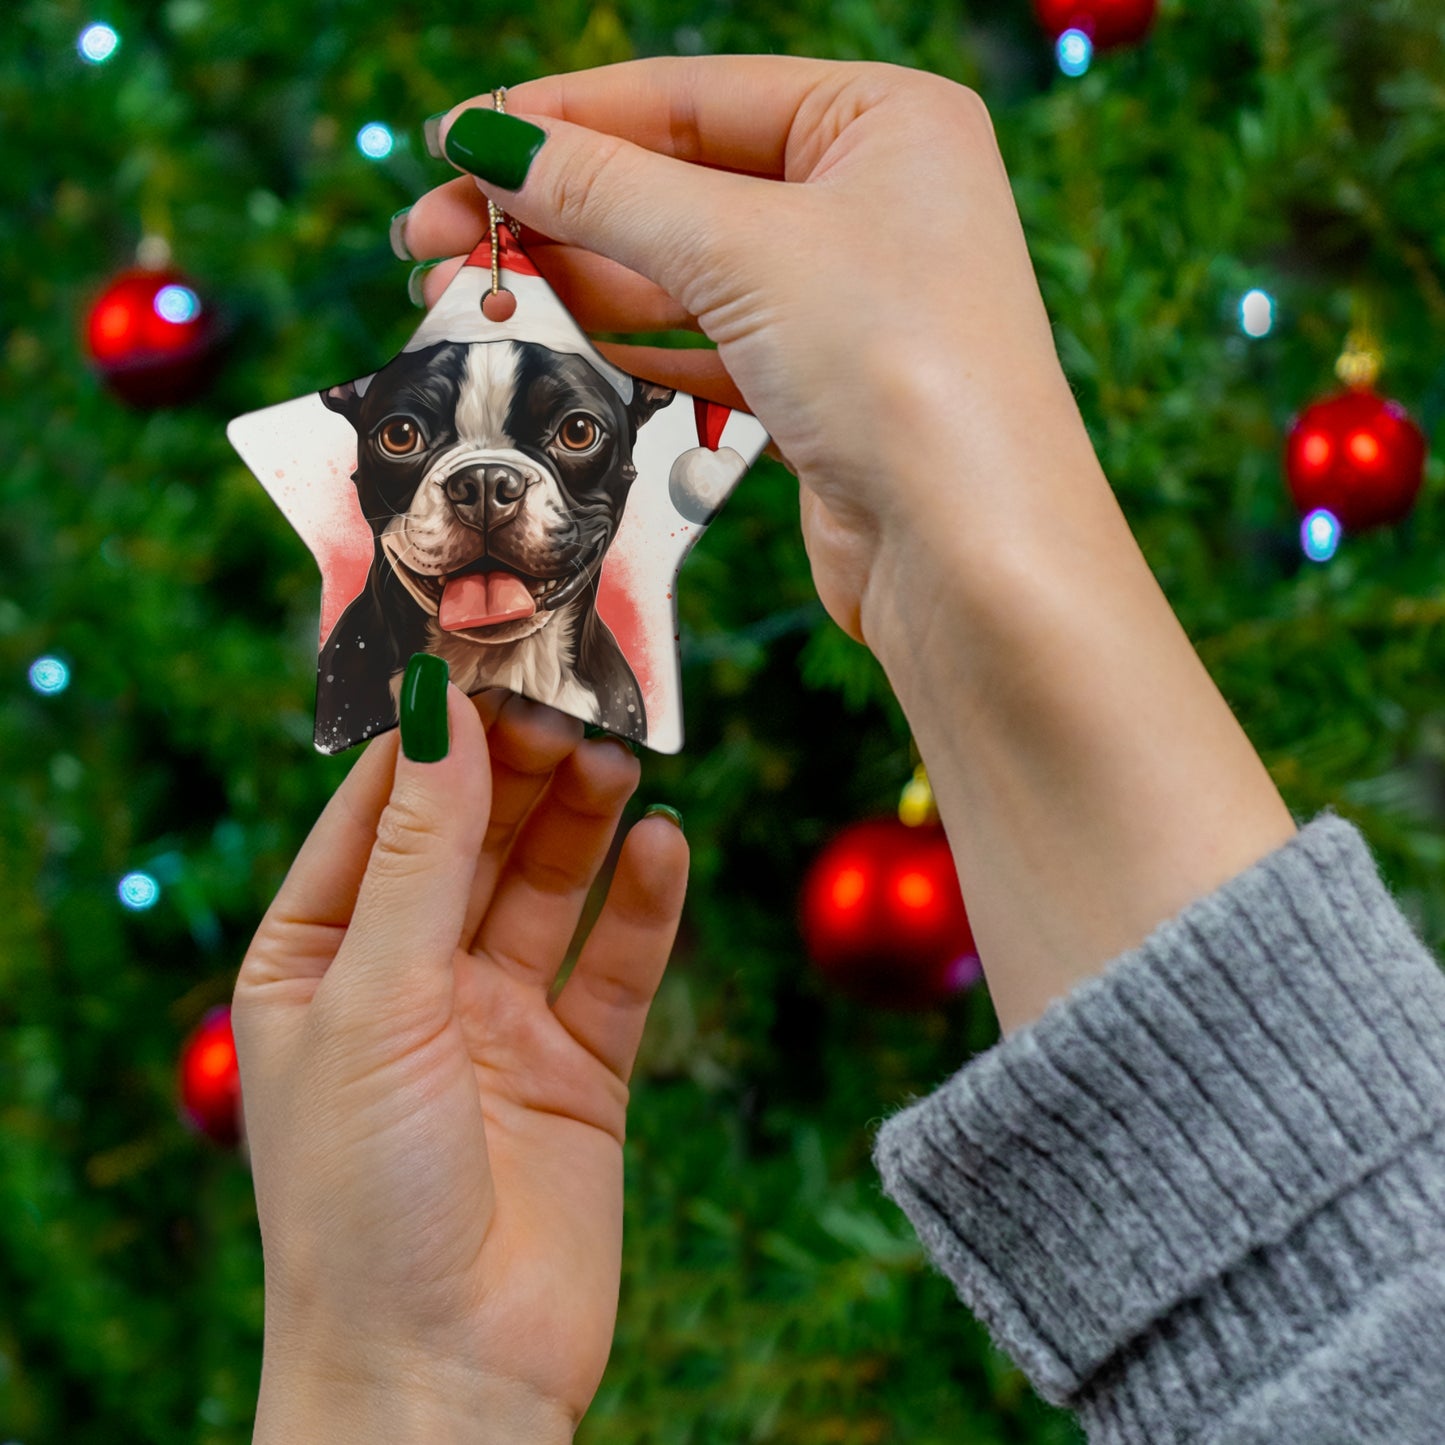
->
438;571;537;631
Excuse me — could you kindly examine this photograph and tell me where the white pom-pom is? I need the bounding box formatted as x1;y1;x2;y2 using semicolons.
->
668;445;747;524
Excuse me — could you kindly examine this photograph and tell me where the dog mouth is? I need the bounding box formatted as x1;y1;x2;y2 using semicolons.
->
383;536;607;632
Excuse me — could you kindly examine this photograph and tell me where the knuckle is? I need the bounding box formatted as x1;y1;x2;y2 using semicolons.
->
952;82;998;138
370;787;449;873
517;848;585;897
666;89;706;165
582;968;655;1015
858;59;912;91
911;72;993;129
609;887;674;935
551;132;628;234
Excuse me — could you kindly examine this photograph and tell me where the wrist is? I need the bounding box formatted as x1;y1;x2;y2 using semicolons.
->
854;340;1114;670
254;1345;575;1445
855;396;1294;1032
859;432;1118;691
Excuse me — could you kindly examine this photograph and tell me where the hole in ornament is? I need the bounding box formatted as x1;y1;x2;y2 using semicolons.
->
482;288;517;322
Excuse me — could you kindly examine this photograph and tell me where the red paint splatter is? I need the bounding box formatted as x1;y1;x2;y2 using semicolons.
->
597;566;653;711
314;455;372;645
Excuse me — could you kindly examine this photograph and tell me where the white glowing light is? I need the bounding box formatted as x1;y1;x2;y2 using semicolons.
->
1057;29;1093;77
357;123;395;159
154;284;201;324
118;871;161;910
28;657;70;695
78;22;120;63
1240;288;1275;338
1301;508;1341;563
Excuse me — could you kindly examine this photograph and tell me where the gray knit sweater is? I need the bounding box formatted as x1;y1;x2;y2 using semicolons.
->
872;810;1445;1442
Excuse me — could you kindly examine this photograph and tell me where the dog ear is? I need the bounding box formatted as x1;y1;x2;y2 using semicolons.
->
320;375;372;428
629;380;675;432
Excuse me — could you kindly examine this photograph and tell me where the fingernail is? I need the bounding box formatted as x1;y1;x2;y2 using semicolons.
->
644;804;684;833
443;107;546;192
407;260;441;307
400;653;450;762
423;111;447;160
389;206;413;261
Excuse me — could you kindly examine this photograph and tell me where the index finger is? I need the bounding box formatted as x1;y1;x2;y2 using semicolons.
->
496;55;854;178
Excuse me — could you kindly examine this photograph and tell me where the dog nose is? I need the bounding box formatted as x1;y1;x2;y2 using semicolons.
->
485;465;527;504
442;465;527;513
443;471;481;508
442;464;530;527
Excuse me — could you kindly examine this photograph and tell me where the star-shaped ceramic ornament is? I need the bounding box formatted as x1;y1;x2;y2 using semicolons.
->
227;224;767;755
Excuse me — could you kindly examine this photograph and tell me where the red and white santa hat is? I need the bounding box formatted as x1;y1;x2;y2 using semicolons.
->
401;224;636;403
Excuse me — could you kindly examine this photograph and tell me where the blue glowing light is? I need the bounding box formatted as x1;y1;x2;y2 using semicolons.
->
78;22;120;64
153;284;201;324
28;657;70;695
1240;288;1275;338
1301;508;1341;563
1057;28;1093;77
356;122;395;159
118;871;161;910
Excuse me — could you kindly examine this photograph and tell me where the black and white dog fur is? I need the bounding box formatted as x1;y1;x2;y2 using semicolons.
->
316;339;672;752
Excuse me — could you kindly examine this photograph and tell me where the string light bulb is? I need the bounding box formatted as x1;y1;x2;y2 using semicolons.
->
118;871;160;910
28;657;70;695
356;122;395;159
1240;289;1275;338
78;22;119;64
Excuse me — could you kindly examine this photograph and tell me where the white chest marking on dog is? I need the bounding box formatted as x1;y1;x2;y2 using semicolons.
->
409;604;602;725
455;343;520;448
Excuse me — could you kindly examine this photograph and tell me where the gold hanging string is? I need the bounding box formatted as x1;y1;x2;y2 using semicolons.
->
487;87;509;299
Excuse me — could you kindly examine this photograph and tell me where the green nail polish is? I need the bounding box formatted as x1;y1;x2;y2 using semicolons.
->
443;107;546;192
389;206;413;262
400;653;449;762
407;260;441;307
423;111;447;160
644;803;684;833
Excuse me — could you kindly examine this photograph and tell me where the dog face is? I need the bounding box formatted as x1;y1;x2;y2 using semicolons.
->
324;340;672;645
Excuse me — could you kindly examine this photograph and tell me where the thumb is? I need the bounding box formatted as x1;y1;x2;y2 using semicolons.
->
438;104;763;320
324;659;491;1024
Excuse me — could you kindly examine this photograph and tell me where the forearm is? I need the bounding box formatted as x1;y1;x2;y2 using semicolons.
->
860;390;1296;1034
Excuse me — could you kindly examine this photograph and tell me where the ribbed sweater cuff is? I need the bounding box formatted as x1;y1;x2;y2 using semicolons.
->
872;811;1445;1413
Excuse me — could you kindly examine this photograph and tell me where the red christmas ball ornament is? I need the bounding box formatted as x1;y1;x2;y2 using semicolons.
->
800;818;981;1010
1285;388;1427;533
178;1005;243;1147
85;266;220;407
1033;0;1158;49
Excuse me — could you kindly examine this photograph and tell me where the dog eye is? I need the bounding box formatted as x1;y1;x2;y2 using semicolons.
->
556;413;602;453
375;417;425;458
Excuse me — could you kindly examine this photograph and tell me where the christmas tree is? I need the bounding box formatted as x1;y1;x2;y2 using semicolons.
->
3;1;1443;1440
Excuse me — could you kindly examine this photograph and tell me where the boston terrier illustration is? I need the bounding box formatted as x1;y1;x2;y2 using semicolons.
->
317;338;674;750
